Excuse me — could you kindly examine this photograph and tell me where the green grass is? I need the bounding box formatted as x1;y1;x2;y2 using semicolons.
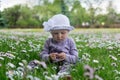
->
0;28;120;80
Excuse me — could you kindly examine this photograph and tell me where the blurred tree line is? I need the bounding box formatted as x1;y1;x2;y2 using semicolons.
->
0;0;120;28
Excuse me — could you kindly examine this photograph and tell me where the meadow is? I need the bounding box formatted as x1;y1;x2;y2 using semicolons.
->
0;29;120;80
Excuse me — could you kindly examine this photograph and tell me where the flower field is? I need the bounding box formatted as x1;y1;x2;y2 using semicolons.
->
0;29;120;80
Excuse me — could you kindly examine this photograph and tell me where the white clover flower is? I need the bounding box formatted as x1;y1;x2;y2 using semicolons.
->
15;41;20;45
95;75;103;80
28;49;33;52
34;66;39;69
58;72;69;78
10;46;16;50
32;60;47;69
27;74;40;80
0;57;4;60
95;66;105;71
21;50;27;53
98;66;105;70
27;75;33;80
7;76;14;80
84;53;91;58
85;58;90;62
81;53;91;62
27;65;33;70
22;60;28;65
43;71;49;75
82;55;86;59
19;62;24;67
107;46;113;50
115;77;120;80
0;52;3;56
14;71;20;76
19;38;25;42
75;37;80;42
6;70;15;79
45;75;52;80
7;62;16;68
5;53;15;59
34;77;41;80
10;35;17;40
34;60;41;64
113;70;120;75
14;70;24;79
118;72;120;75
52;66;57;70
109;55;117;61
51;74;59;80
16;70;24;78
117;54;120;56
93;60;99;63
111;62;118;67
72;69;77;72
17;67;24;72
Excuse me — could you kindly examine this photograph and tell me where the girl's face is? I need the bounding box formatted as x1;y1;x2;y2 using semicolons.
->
51;29;69;42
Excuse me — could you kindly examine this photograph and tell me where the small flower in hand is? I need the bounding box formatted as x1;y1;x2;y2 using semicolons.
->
57;52;66;60
49;53;58;60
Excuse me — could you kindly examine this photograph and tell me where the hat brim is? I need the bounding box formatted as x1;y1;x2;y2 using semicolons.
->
49;26;74;31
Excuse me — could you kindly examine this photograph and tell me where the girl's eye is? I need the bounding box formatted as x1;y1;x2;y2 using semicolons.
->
61;33;64;34
52;31;66;35
61;32;66;34
53;33;58;35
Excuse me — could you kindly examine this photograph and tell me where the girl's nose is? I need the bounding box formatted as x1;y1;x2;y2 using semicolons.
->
58;33;62;39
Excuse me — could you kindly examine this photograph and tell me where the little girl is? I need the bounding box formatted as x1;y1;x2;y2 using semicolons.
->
40;14;79;74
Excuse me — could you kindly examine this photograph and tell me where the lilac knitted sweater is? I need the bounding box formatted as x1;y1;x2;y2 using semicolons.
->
40;38;78;63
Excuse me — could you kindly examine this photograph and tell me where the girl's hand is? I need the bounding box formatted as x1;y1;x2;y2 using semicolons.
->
57;52;66;60
49;53;57;60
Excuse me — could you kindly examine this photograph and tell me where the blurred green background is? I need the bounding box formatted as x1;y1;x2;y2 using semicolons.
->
0;0;120;28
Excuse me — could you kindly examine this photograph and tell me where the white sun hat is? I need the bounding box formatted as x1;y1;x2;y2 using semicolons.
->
43;14;74;31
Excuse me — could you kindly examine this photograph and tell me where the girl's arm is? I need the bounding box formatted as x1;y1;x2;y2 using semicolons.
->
39;39;50;61
65;39;79;63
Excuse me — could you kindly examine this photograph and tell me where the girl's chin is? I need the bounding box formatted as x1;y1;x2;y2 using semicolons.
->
56;40;63;42
53;39;66;42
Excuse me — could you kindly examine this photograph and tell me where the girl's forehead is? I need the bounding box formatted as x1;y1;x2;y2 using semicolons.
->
51;29;68;32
